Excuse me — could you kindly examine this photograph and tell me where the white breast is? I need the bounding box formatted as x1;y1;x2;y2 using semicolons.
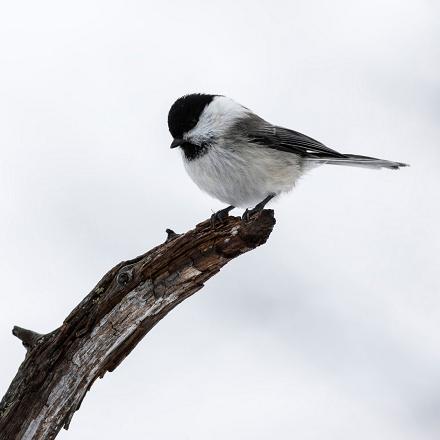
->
182;142;304;208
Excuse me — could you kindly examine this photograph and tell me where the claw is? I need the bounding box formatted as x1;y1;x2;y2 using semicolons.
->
241;207;260;222
241;194;276;222
241;208;252;222
210;206;234;228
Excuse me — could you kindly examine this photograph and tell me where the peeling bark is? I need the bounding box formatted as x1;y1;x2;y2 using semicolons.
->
0;211;275;440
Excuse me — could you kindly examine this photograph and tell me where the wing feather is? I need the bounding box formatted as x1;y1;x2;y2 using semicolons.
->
243;117;346;159
233;114;408;169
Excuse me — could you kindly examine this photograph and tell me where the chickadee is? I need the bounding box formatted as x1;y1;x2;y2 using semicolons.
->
168;94;408;221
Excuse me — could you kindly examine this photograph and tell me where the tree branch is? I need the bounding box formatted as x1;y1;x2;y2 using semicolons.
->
0;211;275;440
12;327;43;351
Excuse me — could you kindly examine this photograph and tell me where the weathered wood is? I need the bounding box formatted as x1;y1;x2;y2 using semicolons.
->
0;211;275;440
12;327;44;352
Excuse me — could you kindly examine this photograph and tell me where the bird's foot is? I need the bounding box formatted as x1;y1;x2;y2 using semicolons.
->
241;194;276;222
241;207;260;222
210;206;235;228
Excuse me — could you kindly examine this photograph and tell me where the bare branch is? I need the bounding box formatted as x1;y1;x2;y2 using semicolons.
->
0;211;275;440
12;327;43;351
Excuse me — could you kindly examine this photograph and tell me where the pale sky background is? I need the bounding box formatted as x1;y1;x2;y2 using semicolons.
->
0;1;439;439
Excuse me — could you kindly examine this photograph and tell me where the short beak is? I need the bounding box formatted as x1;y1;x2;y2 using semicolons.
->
170;138;184;149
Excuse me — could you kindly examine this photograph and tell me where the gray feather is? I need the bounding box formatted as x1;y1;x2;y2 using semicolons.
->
237;115;408;169
305;154;409;170
238;115;345;158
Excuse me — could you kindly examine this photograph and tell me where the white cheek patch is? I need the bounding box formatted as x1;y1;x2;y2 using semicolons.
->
186;96;249;143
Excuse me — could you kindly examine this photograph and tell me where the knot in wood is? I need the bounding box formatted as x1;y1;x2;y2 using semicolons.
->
117;269;133;286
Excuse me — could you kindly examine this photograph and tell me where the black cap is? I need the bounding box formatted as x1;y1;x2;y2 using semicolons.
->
168;93;217;138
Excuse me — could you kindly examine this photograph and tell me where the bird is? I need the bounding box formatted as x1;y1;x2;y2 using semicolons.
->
167;93;408;222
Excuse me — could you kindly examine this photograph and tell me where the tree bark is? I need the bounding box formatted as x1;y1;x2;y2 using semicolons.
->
0;211;275;440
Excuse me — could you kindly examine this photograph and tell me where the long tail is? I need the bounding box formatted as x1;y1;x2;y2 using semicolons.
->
306;154;409;170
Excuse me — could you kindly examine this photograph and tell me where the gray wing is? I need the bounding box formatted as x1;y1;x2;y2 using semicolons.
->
241;115;346;159
234;114;408;170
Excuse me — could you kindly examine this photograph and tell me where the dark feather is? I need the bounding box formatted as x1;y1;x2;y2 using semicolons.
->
168;94;217;139
236;115;408;169
248;122;345;158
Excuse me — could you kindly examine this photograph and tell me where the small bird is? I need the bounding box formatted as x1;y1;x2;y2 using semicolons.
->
168;93;408;222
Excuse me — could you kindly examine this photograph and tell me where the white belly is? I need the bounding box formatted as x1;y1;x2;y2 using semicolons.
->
182;143;304;208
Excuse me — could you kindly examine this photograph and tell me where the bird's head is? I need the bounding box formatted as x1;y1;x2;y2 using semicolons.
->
168;93;248;160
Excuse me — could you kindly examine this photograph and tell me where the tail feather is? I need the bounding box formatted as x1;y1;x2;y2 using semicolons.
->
306;154;409;170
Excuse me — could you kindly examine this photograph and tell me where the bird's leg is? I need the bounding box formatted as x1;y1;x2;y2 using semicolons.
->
210;205;235;227
242;194;275;222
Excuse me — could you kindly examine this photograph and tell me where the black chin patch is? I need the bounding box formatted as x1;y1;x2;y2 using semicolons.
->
181;141;209;161
168;93;217;138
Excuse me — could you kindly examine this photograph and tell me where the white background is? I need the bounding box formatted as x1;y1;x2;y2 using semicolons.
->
0;1;439;439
